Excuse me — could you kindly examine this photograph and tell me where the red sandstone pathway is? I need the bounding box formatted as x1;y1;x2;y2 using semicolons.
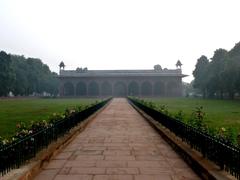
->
35;98;200;180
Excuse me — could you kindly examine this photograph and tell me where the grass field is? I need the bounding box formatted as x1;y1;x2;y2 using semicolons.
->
145;97;240;134
1;97;240;140
0;98;98;137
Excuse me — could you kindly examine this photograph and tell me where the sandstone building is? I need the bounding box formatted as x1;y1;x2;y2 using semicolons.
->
58;63;186;97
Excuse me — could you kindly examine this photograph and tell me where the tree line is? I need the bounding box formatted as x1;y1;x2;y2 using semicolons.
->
193;41;240;99
0;50;59;96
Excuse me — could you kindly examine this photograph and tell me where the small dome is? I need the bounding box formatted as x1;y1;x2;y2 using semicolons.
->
154;64;162;71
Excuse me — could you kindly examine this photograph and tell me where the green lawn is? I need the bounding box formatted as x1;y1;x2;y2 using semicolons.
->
0;98;98;137
145;97;240;133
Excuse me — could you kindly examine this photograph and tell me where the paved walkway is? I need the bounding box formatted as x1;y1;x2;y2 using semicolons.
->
35;98;200;180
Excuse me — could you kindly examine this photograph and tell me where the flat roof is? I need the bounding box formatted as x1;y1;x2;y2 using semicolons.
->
59;69;187;78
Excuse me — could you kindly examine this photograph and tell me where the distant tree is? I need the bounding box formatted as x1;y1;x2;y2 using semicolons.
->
193;55;209;98
228;42;240;57
223;42;240;99
182;82;193;97
192;41;240;99
25;58;42;94
207;49;228;98
0;51;14;96
11;55;29;95
10;55;59;96
42;71;59;96
222;56;237;99
0;51;59;96
229;42;240;95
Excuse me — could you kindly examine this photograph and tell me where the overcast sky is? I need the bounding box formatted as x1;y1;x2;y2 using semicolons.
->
1;0;240;82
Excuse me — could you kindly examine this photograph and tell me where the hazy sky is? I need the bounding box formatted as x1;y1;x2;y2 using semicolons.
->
1;0;240;82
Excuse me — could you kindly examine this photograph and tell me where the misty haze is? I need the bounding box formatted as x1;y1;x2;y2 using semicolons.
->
0;1;240;180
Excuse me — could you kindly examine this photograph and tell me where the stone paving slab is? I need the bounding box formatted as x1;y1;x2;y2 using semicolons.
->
35;98;200;180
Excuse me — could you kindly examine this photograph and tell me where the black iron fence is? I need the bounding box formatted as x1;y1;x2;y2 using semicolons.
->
0;98;111;176
128;97;240;179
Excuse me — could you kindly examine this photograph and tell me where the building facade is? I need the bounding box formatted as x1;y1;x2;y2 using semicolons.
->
58;66;187;97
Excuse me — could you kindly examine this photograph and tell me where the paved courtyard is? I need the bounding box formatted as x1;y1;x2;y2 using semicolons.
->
35;98;200;180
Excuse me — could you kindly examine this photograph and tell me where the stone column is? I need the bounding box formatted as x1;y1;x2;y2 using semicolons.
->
73;83;76;96
59;82;64;97
86;82;89;97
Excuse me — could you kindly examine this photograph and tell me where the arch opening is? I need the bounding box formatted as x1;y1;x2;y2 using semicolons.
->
128;81;139;96
63;82;74;96
167;81;179;96
141;81;152;96
154;81;165;96
88;81;99;96
113;82;127;97
76;82;87;96
101;81;112;96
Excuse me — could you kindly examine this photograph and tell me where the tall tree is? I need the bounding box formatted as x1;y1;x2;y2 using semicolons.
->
10;55;59;96
11;55;29;95
193;55;209;98
0;51;14;96
224;42;240;98
207;49;228;98
192;41;240;99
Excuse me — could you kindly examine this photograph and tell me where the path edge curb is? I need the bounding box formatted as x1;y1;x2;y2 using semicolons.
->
3;99;111;180
129;101;235;180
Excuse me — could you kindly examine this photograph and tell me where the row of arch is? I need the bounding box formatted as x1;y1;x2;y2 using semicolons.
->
62;81;179;96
